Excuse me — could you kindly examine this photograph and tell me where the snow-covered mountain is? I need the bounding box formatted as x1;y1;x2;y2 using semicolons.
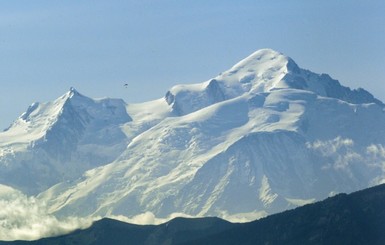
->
1;49;385;222
0;88;131;194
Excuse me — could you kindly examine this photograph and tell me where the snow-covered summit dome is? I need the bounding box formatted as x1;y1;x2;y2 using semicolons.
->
164;48;383;116
218;48;298;94
228;48;298;75
2;87;131;145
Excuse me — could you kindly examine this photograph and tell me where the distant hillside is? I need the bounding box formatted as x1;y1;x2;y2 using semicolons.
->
2;183;385;245
0;217;234;245
187;183;385;245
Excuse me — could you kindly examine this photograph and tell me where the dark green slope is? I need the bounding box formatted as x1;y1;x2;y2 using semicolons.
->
0;217;234;245
185;183;385;245
1;184;385;245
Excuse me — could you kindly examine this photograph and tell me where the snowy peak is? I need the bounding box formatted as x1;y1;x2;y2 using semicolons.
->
2;48;385;226
226;48;296;79
163;49;289;116
1;88;131;147
300;73;384;106
164;79;226;116
15;87;86;128
61;87;131;124
231;48;292;69
68;86;80;96
0;88;133;194
218;48;297;94
164;49;383;117
232;49;383;106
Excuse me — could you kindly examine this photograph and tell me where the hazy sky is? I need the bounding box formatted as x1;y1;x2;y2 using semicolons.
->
1;0;384;130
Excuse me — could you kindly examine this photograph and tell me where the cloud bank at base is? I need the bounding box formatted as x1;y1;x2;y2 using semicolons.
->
0;185;94;241
1;137;385;241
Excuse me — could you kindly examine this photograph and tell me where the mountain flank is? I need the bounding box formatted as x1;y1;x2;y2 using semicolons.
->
2;49;385;240
187;183;385;245
2;183;385;245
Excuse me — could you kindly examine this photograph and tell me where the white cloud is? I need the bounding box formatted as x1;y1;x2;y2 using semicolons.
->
108;210;268;226
306;136;354;156
108;212;194;225
365;144;385;184
307;137;361;174
219;210;267;223
366;144;385;165
0;183;260;241
0;184;95;241
307;137;385;182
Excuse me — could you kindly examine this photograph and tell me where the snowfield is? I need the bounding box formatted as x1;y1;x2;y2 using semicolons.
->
1;48;385;240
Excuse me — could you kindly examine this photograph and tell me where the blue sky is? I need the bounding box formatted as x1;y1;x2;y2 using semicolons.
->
1;0;384;130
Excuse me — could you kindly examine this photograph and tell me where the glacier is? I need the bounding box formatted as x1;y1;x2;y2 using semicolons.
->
0;87;131;194
1;48;385;234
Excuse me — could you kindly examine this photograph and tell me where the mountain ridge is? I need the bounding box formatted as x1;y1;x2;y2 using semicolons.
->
0;87;131;194
1;48;385;225
3;183;385;244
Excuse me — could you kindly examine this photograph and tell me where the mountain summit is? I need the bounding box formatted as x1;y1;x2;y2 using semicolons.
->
165;49;382;116
1;49;385;222
0;87;131;194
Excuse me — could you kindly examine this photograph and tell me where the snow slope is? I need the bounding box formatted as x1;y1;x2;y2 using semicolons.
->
1;48;385;223
0;88;131;194
18;49;382;221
